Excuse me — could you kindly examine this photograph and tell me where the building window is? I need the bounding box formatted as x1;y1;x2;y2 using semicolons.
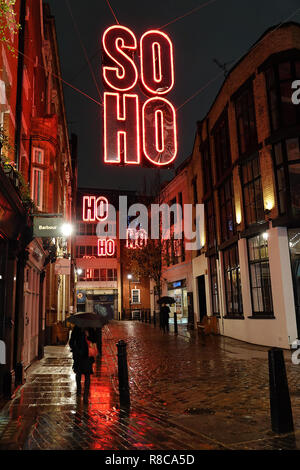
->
131;289;140;304
77;268;117;282
265;60;300;132
223;244;243;316
31;168;43;210
234;84;258;156
218;177;235;242
273;137;300;216
201;141;212;195
32;147;44;164
205;198;216;250
209;255;219;315
248;234;273;316
213;111;231;182
192;178;198;204
241;156;264;226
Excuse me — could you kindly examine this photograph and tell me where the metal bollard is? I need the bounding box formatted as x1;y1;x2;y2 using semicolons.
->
142;311;144;322
145;310;148;323
268;347;293;433
149;310;151;324
174;312;178;334
153;311;156;326
117;340;130;407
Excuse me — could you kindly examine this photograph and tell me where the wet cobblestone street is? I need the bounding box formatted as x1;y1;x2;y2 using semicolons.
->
1;320;300;450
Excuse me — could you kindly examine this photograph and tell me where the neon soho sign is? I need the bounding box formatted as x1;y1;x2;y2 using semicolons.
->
82;196;115;257
102;26;177;166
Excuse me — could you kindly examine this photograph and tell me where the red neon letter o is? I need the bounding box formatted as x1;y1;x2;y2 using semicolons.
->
142;97;177;166
140;30;174;95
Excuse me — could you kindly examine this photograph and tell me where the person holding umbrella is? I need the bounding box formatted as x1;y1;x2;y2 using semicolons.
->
69;326;96;403
158;297;174;333
160;303;170;333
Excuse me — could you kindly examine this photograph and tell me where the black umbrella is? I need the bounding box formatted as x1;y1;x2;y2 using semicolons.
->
157;296;175;305
67;312;109;328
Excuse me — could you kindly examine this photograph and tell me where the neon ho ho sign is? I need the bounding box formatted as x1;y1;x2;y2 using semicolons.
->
82;196;116;257
102;26;177;166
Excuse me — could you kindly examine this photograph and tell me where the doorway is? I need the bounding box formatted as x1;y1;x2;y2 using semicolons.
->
197;275;207;322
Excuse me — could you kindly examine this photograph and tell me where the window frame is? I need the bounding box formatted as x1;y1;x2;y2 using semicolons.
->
272;137;300;217
222;244;243;317
218;176;236;242
240;155;264;227
131;288;141;304
247;234;274;317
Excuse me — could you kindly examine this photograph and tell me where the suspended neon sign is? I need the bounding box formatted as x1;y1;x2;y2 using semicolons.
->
102;25;177;167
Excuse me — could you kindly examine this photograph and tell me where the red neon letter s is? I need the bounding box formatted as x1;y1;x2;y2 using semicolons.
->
142;97;177;166
102;25;138;92
140;30;174;95
104;92;140;164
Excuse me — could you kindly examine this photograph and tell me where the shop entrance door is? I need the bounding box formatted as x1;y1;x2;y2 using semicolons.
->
289;229;300;338
197;275;207;322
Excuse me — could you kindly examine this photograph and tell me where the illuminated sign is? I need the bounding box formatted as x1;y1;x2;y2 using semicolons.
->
82;196;108;222
102;25;177;167
126;228;148;249
98;238;116;257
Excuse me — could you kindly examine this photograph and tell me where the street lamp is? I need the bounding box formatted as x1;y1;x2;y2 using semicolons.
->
61;223;73;237
127;274;132;320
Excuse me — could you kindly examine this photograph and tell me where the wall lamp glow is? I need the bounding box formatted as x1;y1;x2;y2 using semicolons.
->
61;223;73;237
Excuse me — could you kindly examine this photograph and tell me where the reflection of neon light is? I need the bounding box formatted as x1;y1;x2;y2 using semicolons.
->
102;25;138;92
142;97;177;166
104;92;140;164
140;30;174;95
155;110;164;153
86;269;93;279
98;238;116;257
152;42;162;83
126;228;148;249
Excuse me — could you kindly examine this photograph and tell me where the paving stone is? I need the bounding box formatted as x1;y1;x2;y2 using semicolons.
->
1;320;300;450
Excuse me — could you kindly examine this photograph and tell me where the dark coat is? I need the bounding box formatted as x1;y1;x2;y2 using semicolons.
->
69;327;94;375
160;305;170;324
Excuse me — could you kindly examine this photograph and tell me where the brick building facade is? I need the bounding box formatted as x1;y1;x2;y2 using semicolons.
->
184;22;300;348
75;189;151;321
0;1;75;398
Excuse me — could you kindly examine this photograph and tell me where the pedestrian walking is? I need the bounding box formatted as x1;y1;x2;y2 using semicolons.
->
160;304;170;333
88;327;102;357
69;326;96;403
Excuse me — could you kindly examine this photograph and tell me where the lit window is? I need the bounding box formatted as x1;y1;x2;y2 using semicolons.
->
131;289;140;304
31;168;43;210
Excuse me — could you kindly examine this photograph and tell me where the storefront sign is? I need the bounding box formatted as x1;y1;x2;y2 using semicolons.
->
33;216;63;238
102;25;177;167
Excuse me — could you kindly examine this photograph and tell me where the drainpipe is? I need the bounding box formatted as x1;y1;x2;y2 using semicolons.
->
14;0;27;171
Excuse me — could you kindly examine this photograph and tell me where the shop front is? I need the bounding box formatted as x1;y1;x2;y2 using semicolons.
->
289;229;300;337
76;288;118;319
167;279;188;324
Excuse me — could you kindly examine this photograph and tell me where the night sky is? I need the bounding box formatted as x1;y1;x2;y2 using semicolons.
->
46;0;300;192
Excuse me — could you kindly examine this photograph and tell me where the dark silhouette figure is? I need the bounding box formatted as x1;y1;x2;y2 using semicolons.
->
160;304;170;333
69;326;95;403
87;327;102;357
